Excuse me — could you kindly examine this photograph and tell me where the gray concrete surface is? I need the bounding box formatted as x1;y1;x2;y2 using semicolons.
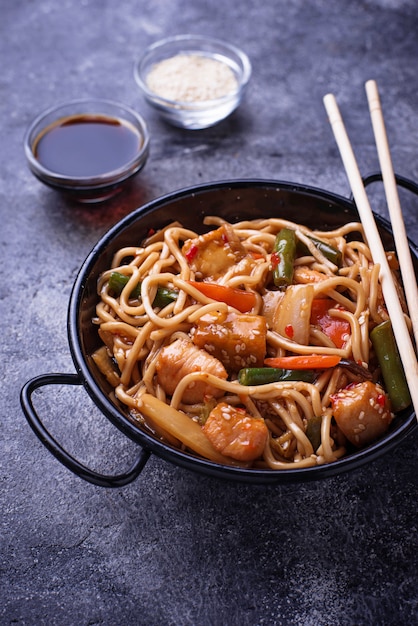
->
2;0;418;624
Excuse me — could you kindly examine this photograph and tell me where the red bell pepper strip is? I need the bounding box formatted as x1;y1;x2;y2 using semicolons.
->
186;281;256;313
310;298;351;349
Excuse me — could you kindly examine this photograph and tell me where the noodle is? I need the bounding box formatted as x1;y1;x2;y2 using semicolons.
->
92;215;411;469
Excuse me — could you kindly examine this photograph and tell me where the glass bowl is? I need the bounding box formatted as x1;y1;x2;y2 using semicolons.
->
24;99;150;203
134;35;252;130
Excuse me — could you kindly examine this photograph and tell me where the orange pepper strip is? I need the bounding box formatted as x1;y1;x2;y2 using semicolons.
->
186;281;256;313
264;355;341;369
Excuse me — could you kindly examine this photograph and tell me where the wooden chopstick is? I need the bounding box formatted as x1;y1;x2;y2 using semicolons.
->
323;91;418;421
365;79;418;350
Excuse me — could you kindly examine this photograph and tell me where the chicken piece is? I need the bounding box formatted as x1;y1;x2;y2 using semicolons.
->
202;402;268;462
222;254;269;291
192;310;267;371
182;224;247;280
331;380;393;447
293;266;329;283
155;339;227;404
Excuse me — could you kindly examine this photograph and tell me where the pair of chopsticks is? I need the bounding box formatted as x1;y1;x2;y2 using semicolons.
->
323;80;418;421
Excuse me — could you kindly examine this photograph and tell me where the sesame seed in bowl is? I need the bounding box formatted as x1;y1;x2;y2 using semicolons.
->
134;35;252;130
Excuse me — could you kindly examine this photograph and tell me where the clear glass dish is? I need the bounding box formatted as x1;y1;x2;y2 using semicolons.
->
24;99;150;203
134;35;252;130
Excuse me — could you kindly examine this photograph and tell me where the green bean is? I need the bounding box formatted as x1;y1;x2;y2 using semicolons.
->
297;235;342;267
238;367;316;386
370;320;411;412
272;228;296;288
108;271;178;308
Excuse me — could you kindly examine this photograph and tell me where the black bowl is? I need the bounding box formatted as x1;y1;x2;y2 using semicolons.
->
21;179;418;486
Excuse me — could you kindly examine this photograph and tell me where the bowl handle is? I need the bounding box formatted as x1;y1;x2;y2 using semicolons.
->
361;171;418;196
20;373;150;488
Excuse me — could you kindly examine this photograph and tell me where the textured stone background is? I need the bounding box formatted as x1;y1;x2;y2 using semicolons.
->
1;1;417;624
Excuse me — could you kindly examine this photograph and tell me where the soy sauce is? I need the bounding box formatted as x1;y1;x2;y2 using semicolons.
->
33;114;143;177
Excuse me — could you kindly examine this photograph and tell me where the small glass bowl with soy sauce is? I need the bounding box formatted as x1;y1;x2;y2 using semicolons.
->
24;99;150;203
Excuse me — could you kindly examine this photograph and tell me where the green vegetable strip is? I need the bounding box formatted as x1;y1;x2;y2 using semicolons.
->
108;272;141;298
273;228;296;288
370;320;411;412
108;271;178;308
297;235;342;267
306;415;322;452
238;367;316;386
153;287;179;308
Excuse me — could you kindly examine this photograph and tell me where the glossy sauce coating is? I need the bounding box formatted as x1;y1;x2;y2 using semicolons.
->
33;114;142;177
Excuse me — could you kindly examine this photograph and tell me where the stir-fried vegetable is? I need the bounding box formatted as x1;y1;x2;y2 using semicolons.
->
108;271;141;297
186;280;256;313
108;271;178;308
339;359;373;380
264;355;341;369
310;298;351;348
271;230;342;291
370;320;411;412
305;415;322;452
272;228;297;288
91;345;120;387
272;283;315;344
238;367;316;385
297;235;342;267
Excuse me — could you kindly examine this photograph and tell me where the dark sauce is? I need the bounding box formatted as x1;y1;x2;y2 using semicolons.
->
33;114;143;177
